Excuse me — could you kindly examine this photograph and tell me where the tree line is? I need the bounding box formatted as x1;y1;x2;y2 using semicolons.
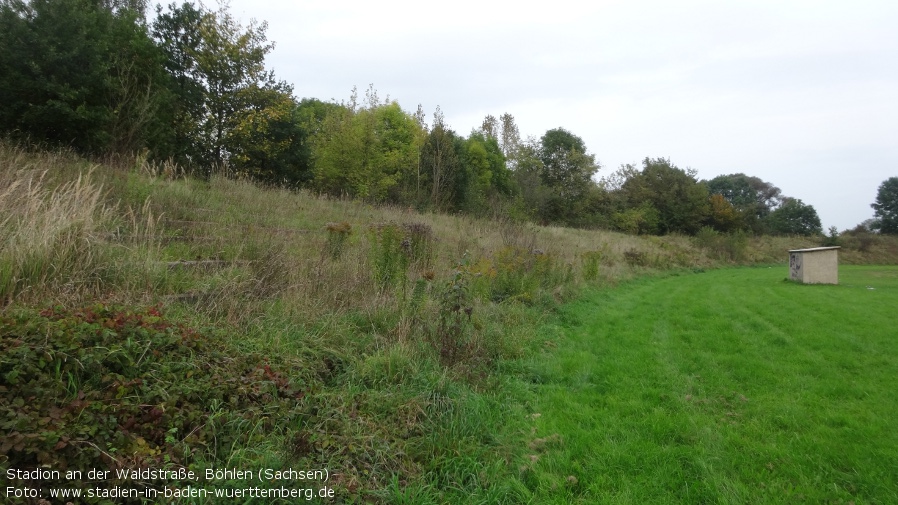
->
3;0;892;236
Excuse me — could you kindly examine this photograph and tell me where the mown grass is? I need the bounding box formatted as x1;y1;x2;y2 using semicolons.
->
517;266;898;504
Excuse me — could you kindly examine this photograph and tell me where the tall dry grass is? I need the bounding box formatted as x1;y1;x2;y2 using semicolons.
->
3;137;896;334
0;164;110;301
0;142;161;305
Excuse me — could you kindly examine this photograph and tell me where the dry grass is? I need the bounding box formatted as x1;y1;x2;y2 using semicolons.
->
0;165;110;302
3;138;896;317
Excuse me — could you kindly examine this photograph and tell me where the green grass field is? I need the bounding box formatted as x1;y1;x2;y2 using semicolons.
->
517;266;898;504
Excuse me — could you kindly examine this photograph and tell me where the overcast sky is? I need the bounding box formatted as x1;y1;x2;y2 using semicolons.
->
225;0;898;231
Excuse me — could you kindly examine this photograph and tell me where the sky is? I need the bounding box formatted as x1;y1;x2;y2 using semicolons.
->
224;0;898;231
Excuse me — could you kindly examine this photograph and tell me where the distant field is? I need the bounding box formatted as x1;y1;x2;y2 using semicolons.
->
518;266;898;504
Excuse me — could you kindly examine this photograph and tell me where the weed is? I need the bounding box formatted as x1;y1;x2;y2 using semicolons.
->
435;259;475;366
0;168;115;303
3;139;897;501
581;249;604;282
623;248;649;267
466;247;566;304
402;222;435;269
324;221;352;259
368;223;410;291
0;305;304;481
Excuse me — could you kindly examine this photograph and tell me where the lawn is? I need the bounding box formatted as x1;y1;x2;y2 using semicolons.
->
517;265;898;504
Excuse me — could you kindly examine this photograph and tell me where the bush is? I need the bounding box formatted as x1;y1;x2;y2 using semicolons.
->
694;227;748;262
434;265;474;366
821;226;841;247
368;222;435;292
623;248;649;267
466;247;566;304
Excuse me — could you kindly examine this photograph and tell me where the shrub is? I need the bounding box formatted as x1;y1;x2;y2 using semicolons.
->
435;264;474;365
401;222;434;269
368;222;435;292
694;227;748;262
821;226;841;247
466;247;566;304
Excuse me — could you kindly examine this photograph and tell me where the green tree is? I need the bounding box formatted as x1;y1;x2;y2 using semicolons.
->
226;80;304;184
419;106;459;210
480;114;498;141
292;98;344;185
454;131;514;213
369;99;421;202
767;198;822;235
0;0;168;154
311;92;363;196
537;128;600;224
613;202;660;235
311;86;422;202
152;1;205;162
510;137;551;222
706;173;782;233
707;193;741;232
620;158;709;235
194;4;272;170
871;177;898;234
499;112;520;161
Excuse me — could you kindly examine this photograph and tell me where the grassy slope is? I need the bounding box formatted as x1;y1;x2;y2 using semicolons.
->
2;142;898;503
519;266;898;504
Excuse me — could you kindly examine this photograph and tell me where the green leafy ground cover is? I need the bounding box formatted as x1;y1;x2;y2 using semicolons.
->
515;266;898;504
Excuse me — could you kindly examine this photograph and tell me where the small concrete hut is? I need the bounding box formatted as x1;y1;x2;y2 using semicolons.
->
788;246;840;284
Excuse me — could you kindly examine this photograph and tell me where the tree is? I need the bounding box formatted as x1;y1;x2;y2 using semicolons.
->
707;193;741;232
0;0;168;154
620;158;709;235
194;4;272;170
311;86;422;202
226;80;303;184
419;106;459;210
536;128;599;224
454;131;513;213
152;1;205;162
499;113;520;162
871;177;898;234
540;127;587;158
706;173;782;233
510;137;550;221
368;99;421;202
767;198;822;235
288;98;342;185
479;114;498;141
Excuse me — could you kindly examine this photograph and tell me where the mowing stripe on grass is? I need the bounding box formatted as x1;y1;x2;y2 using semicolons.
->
518;266;898;504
